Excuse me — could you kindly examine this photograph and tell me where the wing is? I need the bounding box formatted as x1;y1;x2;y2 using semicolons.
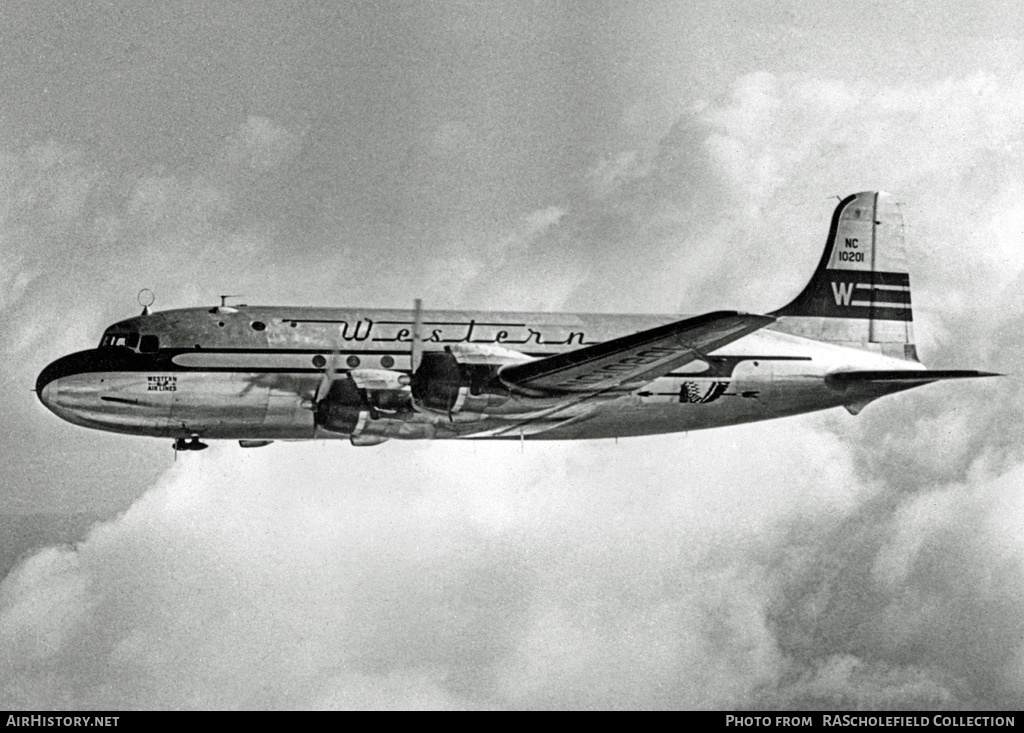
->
499;310;775;394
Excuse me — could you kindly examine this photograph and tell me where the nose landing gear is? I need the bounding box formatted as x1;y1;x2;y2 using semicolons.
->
173;437;209;452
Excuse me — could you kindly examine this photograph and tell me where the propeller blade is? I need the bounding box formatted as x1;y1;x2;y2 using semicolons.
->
411;298;423;373
329;324;343;380
314;324;345;404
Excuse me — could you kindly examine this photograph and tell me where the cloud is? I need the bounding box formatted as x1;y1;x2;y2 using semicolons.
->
534;70;1024;316
220;116;302;173
757;463;1024;709
0;116;301;346
0;421;857;710
2;415;1021;710
586;150;650;199
0;117;309;513
424;205;575;311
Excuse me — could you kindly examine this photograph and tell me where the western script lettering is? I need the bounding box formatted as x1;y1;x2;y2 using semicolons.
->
297;318;600;346
339;319;373;341
367;321;597;346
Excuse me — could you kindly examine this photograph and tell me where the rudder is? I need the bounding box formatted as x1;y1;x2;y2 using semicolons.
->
771;191;917;360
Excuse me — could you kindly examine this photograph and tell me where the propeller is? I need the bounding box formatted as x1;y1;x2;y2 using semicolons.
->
305;305;421;424
406;298;427;411
410;298;423;374
308;324;345;408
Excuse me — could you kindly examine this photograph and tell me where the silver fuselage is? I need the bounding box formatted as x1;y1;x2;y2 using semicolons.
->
36;305;922;442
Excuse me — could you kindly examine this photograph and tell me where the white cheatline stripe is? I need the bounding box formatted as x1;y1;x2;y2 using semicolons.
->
850;300;913;309
853;283;911;292
171;352;409;370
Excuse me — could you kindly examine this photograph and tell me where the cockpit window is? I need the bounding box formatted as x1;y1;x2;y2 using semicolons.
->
139;335;159;353
100;331;142;349
101;333;128;347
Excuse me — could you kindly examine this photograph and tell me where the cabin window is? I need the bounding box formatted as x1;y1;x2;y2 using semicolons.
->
380;355;395;368
251;321;266;331
139;335;160;353
347;355;360;368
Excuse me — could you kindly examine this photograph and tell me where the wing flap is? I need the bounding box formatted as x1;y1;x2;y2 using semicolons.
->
499;310;775;394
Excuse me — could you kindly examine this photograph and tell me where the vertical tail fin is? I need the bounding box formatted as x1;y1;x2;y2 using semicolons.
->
771;191;918;361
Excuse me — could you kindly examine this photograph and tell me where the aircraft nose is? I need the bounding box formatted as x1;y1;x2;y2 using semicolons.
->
37;376;59;410
36;359;64;409
35;347;147;428
35;350;105;413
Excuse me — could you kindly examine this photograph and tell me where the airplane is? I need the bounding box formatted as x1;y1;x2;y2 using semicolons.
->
36;191;996;451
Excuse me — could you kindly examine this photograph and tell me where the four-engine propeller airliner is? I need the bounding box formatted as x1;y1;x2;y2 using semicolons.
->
36;192;996;450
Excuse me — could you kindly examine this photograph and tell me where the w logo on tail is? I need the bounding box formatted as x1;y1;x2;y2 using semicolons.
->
831;281;855;306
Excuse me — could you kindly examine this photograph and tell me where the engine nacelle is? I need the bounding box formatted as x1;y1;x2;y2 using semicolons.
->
315;374;369;434
315;369;414;435
411;349;515;416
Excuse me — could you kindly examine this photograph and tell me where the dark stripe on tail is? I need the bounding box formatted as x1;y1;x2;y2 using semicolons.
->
775;269;912;321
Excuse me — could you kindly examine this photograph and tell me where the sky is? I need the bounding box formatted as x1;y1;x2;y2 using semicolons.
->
1;0;1023;710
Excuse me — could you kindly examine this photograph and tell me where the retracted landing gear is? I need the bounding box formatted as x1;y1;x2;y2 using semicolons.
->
173;437;208;452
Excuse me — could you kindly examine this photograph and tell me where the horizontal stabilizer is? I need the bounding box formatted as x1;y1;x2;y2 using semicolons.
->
499;310;774;394
827;369;1001;385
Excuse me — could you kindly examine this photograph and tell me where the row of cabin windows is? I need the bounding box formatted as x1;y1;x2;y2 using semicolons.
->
100;332;159;353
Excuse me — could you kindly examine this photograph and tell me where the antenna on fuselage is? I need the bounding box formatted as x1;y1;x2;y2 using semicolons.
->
138;289;155;316
211;294;243;315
